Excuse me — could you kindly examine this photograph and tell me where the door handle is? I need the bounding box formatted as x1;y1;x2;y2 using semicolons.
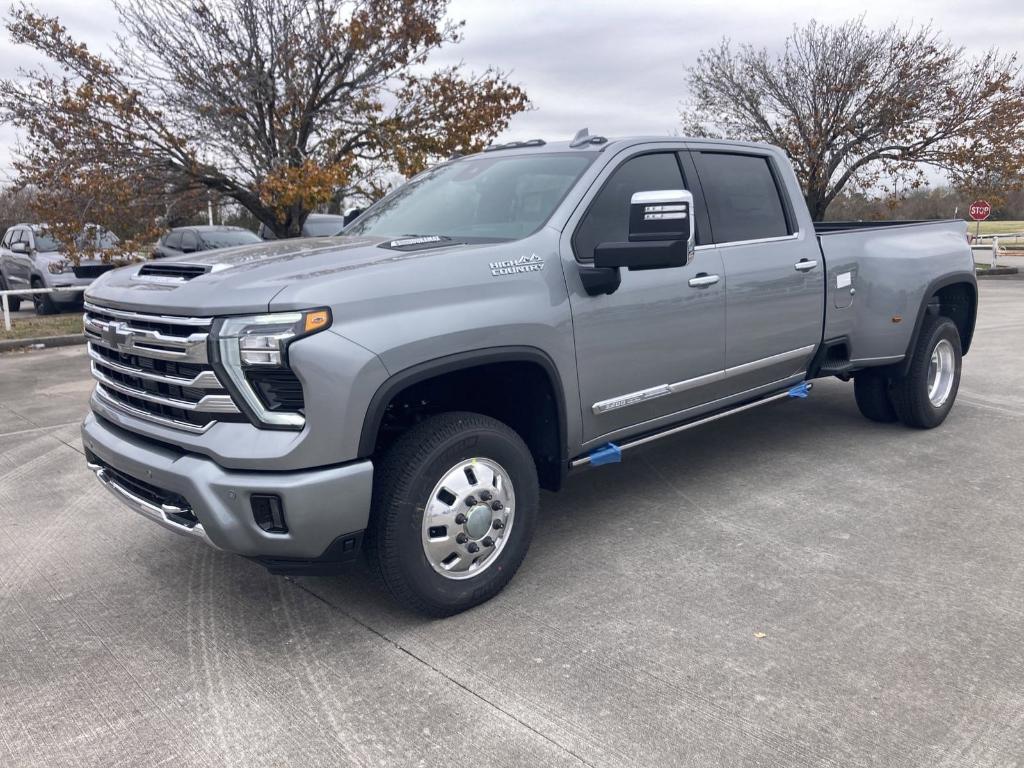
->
688;273;720;288
794;260;818;272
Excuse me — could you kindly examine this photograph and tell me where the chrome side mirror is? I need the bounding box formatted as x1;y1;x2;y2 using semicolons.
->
628;189;695;262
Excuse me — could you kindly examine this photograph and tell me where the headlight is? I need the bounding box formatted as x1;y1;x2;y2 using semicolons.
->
213;309;331;428
47;261;73;274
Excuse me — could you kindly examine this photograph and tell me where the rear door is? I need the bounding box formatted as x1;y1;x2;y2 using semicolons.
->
563;147;728;445
688;147;823;392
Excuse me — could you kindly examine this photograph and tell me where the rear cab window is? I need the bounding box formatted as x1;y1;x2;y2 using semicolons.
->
691;152;793;243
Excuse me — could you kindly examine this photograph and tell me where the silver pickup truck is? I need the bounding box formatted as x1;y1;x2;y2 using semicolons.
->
81;135;976;615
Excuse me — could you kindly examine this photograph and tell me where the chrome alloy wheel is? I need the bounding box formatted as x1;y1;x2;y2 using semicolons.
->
421;458;515;580
927;338;956;407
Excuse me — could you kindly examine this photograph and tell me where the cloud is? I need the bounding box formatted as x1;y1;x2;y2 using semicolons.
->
0;0;1019;178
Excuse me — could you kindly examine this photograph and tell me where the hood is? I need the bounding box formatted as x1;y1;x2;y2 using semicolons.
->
84;235;484;316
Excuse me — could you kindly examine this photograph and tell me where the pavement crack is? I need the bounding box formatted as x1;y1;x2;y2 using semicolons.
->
289;579;597;768
0;404;84;453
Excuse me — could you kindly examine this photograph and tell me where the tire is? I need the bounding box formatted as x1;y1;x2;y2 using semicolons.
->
366;412;539;617
853;370;897;423
890;315;962;429
0;277;20;312
31;278;58;315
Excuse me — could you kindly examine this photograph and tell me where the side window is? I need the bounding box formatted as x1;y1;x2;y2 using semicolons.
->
573;153;687;262
180;231;198;252
165;231;183;250
691;152;791;243
1;229;10;248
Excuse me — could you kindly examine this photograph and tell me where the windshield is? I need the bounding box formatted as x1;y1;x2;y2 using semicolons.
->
200;230;262;249
347;152;596;241
34;232;64;252
76;227;120;250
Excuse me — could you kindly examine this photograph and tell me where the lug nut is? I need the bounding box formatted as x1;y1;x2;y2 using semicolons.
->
454;513;467;525
479;490;492;502
492;520;504;530
482;537;494;547
466;542;480;554
464;496;477;507
491;500;503;511
456;533;468;544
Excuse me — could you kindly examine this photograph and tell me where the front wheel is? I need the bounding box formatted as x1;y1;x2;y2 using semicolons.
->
890;315;962;429
31;278;58;315
367;412;539;617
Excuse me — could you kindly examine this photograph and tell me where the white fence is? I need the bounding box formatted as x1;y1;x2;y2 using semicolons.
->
1;286;88;332
970;232;1024;268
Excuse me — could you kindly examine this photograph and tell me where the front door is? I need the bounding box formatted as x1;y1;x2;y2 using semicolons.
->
564;149;728;446
7;229;34;289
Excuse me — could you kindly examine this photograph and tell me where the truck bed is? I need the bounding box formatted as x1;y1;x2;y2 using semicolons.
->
815;219;974;365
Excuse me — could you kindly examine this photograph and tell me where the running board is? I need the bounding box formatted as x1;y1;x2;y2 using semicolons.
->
571;382;812;468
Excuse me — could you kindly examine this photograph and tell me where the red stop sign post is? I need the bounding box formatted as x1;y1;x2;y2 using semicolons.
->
969;199;992;241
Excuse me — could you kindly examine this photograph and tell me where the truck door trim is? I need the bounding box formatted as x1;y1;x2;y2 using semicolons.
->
592;369;727;414
723;344;815;378
591;344;813;415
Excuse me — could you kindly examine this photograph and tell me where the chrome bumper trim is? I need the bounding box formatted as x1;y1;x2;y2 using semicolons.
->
86;461;217;548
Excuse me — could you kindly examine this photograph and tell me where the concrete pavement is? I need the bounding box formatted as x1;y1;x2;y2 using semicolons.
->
1;281;1023;767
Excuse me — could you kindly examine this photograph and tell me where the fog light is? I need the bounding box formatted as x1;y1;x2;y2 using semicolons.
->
252;494;287;533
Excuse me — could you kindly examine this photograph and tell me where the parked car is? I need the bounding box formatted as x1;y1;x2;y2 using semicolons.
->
0;223;118;314
256;212;347;240
152;226;261;259
81;134;976;616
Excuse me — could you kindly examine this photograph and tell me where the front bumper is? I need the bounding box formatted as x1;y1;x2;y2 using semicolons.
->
82;412;374;562
48;274;94;303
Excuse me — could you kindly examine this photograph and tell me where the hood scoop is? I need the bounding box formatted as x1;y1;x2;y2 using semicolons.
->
379;235;457;252
135;262;211;283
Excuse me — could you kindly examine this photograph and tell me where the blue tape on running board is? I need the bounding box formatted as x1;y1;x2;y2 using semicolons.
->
788;382;811;398
589;442;622;466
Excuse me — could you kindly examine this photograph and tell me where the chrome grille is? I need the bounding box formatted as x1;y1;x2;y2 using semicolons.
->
84;301;242;433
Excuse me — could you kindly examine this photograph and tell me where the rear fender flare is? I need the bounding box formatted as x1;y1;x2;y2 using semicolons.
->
889;272;977;378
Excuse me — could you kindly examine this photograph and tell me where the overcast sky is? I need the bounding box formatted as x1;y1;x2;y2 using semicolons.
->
0;0;1021;180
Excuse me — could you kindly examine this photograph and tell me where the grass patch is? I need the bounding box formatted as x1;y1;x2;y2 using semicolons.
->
966;220;1024;237
0;312;83;341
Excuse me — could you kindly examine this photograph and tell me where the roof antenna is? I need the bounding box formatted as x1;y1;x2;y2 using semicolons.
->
570;128;607;148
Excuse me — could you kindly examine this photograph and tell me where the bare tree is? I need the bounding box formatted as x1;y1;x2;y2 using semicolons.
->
0;0;529;238
683;18;1024;220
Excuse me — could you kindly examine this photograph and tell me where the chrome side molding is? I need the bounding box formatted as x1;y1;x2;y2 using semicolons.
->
591;345;815;415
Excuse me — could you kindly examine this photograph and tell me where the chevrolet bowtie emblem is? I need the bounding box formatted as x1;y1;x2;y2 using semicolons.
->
101;321;132;350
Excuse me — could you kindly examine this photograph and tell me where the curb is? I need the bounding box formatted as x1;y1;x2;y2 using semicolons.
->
976;267;1020;278
0;334;86;352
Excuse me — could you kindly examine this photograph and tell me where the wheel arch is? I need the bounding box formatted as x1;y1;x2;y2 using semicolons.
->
894;272;977;377
359;346;569;491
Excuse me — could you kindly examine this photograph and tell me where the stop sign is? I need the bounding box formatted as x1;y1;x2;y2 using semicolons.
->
969;200;992;221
